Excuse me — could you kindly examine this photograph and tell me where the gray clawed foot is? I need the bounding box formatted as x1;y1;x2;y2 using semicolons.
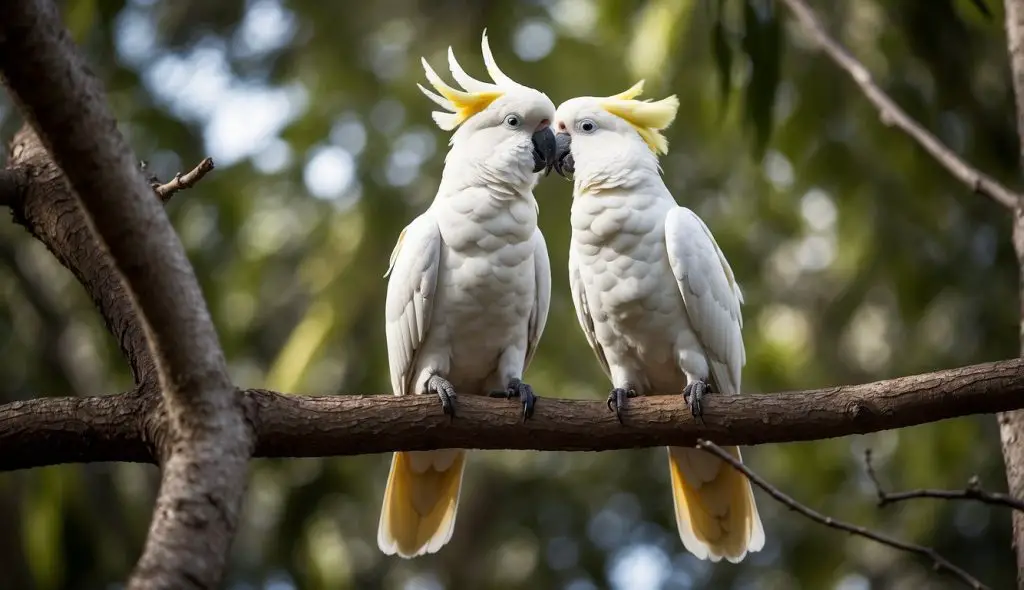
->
683;378;710;424
427;374;457;418
489;378;537;422
606;387;638;424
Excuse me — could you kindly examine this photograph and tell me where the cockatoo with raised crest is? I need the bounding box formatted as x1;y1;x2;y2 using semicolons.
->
550;82;765;563
376;31;556;559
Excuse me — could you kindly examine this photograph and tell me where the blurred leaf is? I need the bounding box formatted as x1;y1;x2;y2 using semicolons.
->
711;0;734;106
740;0;781;159
25;470;64;590
965;0;993;18
63;0;98;45
266;300;336;393
627;0;696;83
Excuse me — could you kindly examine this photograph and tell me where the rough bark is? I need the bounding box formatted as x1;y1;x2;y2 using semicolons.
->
1004;1;1024;586
0;358;1020;470
0;1;253;588
5;126;155;382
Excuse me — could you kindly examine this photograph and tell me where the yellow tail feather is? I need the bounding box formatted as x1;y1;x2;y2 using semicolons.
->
667;446;764;563
377;450;467;558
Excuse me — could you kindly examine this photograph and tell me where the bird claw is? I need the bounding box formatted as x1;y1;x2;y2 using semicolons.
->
489;378;537;422
606;387;638;424
427;374;457;419
683;378;710;424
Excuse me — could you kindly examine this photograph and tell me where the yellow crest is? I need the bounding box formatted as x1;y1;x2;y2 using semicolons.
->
417;30;527;132
599;80;680;155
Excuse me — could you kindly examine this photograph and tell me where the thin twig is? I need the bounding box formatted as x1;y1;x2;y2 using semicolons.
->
696;439;988;590
777;0;1021;210
865;449;1024;511
151;157;215;202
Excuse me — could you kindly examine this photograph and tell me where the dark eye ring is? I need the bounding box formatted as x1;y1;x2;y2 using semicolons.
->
504;114;522;128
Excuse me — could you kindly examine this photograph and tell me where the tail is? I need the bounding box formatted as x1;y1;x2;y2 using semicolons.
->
667;445;765;563
377;449;467;558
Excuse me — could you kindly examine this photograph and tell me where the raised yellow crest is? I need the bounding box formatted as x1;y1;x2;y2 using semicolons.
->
600;80;680;155
417;30;527;131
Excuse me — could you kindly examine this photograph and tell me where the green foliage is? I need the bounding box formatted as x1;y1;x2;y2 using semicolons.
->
0;0;1020;588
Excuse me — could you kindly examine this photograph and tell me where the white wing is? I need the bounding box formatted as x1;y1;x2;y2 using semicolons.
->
568;245;611;380
524;229;551;371
383;212;443;397
664;207;745;395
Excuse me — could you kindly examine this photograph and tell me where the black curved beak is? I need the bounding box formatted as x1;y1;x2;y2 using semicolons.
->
531;126;557;175
553;132;574;178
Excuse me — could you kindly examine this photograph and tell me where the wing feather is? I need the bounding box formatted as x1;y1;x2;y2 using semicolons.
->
524;230;551;371
664;207;745;394
568;246;611;380
384;212;443;397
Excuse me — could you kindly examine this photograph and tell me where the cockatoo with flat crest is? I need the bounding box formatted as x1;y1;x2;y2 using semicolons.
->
550;82;765;563
376;31;557;559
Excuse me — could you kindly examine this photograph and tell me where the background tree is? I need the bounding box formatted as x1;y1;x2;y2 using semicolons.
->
1;0;1023;588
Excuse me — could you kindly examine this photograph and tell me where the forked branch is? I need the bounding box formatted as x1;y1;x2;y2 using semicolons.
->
865;449;1024;512
697;440;988;590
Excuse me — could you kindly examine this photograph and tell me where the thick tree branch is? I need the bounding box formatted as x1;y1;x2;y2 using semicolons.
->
697;440;987;590
0;358;1021;470
865;449;1024;512
778;0;1021;210
0;2;251;588
5;126;155;382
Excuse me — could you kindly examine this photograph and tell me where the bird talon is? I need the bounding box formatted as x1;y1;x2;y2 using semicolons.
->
606;388;637;424
683;378;709;425
427;374;458;419
502;378;538;421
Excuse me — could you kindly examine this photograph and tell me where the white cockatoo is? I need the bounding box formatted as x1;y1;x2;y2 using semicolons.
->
550;82;765;562
377;31;556;559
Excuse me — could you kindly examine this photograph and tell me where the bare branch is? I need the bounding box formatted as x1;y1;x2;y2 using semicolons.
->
865;449;1024;512
152;157;215;202
777;0;1021;210
0;2;251;588
0;358;1022;470
696;440;988;590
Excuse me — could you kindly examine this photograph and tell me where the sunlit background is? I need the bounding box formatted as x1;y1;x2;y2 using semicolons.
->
0;0;1019;588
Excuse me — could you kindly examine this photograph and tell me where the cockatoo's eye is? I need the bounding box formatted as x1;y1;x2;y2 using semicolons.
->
504;114;523;129
577;119;598;134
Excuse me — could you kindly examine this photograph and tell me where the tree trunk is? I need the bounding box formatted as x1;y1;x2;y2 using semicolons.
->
1002;1;1024;586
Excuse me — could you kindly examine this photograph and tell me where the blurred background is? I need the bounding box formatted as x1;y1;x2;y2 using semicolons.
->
0;0;1020;588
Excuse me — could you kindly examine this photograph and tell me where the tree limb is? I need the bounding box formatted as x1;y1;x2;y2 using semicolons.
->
0;357;1021;470
696;440;988;590
152;157;215;202
0;2;251;588
865;449;1024;512
777;0;1021;210
5;126;156;382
